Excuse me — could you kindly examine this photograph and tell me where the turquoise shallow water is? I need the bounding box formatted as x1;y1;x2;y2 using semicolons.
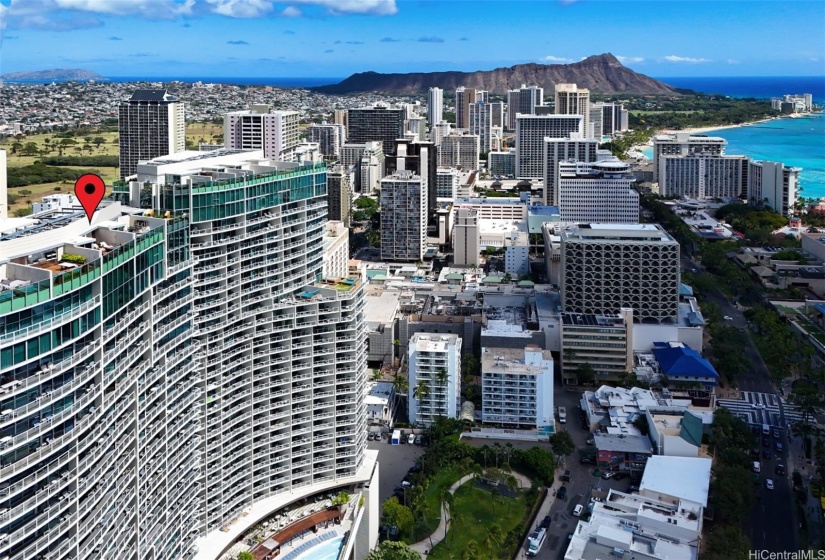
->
640;113;825;199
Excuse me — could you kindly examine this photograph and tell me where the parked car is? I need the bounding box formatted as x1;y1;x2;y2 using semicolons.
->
601;471;615;480
766;479;774;490
539;515;551;529
762;450;771;460
612;473;628;481
724;315;733;321
556;486;567;500
407;433;415;445
414;435;423;445
776;464;786;475
573;504;583;517
773;428;781;439
775;441;784;453
580;457;595;465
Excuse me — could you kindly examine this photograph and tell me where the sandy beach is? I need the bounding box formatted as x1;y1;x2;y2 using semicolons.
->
657;117;777;135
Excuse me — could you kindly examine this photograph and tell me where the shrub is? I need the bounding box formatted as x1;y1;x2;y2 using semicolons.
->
60;254;87;264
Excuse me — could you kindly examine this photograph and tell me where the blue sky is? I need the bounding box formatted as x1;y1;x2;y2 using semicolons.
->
0;0;823;78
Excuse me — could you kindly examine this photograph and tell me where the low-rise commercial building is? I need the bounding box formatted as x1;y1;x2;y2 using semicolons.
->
366;381;397;426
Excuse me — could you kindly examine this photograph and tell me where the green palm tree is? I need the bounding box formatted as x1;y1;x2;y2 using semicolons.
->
462;540;481;560
413;379;431;423
435;368;450;414
505;475;518;515
484;523;503;560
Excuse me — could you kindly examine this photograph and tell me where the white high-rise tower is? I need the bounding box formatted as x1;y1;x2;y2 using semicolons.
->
428;87;444;125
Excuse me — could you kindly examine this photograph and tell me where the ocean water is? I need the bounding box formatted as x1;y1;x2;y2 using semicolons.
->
6;76;345;88
708;114;825;199
655;76;825;104
640;76;825;199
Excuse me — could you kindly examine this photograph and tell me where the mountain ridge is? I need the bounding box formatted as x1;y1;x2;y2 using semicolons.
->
313;53;677;95
1;69;106;81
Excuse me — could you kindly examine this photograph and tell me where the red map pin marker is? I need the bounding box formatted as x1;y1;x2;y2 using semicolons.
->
74;174;106;223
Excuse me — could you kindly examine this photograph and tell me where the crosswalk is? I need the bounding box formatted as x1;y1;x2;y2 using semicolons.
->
717;391;805;428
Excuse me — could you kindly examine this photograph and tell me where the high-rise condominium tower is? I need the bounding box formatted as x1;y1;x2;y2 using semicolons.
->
515;115;583;180
469;101;494;153
380;170;428;262
560;224;681;323
557;160;640;224
118;89;185;179
554;84;591;139
542;136;598;206
0;150;377;560
427;87;444;125
651;133;726;183
454;87;486;129
308;123;346;160
507;85;544;130
224;105;301;161
346;104;406;156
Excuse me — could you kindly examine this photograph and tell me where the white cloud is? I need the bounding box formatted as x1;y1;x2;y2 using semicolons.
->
288;0;397;15
281;5;301;17
726;58;739;65
204;0;273;18
54;0;195;17
663;55;711;63
542;55;572;63
617;55;644;64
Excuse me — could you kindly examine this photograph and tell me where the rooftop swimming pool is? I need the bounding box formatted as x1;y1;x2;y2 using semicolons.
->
292;535;344;560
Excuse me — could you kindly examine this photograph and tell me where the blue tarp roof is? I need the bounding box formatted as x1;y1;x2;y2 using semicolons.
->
679;283;694;296
686;311;705;326
813;303;825;315
652;343;719;379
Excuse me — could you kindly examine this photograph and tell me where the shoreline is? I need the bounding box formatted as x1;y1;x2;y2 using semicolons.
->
657;117;778;135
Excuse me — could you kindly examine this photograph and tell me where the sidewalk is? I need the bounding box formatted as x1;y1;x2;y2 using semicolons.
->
409;474;473;556
788;432;824;550
516;486;557;559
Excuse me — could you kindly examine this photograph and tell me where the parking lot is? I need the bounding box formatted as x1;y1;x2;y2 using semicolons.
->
367;435;425;505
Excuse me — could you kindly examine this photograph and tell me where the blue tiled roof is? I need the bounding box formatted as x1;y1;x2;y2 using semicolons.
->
679;283;694;296
652;342;719;379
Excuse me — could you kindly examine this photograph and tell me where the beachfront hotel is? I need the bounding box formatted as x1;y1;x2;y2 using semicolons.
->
0;150;378;560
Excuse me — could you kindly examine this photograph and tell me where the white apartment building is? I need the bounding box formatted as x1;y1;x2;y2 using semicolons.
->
307;123;345;160
543;135;599;205
431;121;452;147
31;193;78;213
453;206;480;267
323;221;349;280
503;231;531;276
489;101;505;128
380;171;428;262
365;381;396;426
507;84;544;130
748;159;800;216
557;160;640;224
481;346;555;435
0;154;379;560
118;89;185;179
554;84;591;138
438;132;480;170
224;105;300;161
651;133;726;183
436;168;460;199
516;115;583;179
341;143;367;167
408;333;462;425
407;117;426;141
561;224;681;323
427;87;444;125
591;102;629;137
565;488;703;560
658;154;749;199
360;141;386;195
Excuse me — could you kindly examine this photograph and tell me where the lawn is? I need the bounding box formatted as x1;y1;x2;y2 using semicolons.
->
427;481;530;560
406;464;465;544
1;123;220;214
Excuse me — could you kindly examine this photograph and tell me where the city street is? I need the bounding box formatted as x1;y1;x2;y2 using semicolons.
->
684;256;800;552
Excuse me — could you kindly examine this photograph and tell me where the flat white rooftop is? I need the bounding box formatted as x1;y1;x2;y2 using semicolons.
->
640;456;711;507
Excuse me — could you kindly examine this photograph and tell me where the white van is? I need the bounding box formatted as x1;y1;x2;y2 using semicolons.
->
753;461;761;473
